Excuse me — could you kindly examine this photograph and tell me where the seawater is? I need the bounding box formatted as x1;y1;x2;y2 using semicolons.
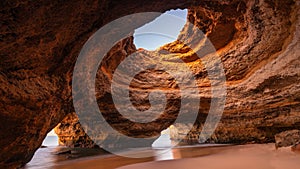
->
25;133;206;169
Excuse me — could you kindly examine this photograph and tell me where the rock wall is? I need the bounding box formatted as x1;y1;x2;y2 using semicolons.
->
54;112;97;148
167;0;300;143
55;36;137;148
0;0;195;168
59;0;300;146
0;0;299;168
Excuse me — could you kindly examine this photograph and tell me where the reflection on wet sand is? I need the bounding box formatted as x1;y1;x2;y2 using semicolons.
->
26;144;300;169
119;144;300;169
54;144;232;169
27;133;232;169
154;144;232;161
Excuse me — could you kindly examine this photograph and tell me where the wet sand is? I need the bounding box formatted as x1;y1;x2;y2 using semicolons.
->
53;144;299;169
118;144;300;169
50;144;229;169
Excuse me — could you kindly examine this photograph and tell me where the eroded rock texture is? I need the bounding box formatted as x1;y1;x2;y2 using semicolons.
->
168;0;300;144
0;1;194;168
54;112;97;148
275;130;300;148
0;0;299;168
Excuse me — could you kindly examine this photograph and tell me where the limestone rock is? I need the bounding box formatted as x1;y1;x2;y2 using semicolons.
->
275;130;300;148
0;0;300;168
162;0;300;144
54;112;97;148
0;1;195;168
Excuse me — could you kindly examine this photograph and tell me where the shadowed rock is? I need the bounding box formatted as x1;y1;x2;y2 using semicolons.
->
0;0;299;168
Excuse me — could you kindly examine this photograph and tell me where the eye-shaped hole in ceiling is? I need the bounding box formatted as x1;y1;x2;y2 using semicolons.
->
133;9;187;51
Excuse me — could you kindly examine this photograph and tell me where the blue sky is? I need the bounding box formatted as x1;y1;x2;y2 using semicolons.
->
133;9;187;50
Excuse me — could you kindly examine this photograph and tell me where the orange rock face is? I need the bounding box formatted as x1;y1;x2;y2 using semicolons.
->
167;0;300;144
275;130;300;148
0;0;299;168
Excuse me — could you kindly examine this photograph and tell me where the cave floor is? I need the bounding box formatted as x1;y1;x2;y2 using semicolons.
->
24;144;299;169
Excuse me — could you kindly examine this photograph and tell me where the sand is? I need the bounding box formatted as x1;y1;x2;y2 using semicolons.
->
54;144;300;169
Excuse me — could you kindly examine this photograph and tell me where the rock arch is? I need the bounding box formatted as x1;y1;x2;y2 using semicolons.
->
0;0;299;168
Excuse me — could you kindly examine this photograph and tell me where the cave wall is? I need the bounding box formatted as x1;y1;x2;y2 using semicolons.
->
55;36;137;148
0;0;299;168
167;0;300;143
57;0;300;145
0;0;197;168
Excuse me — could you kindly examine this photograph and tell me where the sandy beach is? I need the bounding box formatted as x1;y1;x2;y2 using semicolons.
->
50;144;299;169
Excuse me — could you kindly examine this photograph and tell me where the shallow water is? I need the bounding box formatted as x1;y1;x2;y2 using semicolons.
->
119;144;300;169
24;144;230;169
30;130;220;167
25;134;300;169
25;144;300;169
24;146;110;169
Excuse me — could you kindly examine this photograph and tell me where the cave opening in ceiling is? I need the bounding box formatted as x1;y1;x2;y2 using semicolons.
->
133;9;187;51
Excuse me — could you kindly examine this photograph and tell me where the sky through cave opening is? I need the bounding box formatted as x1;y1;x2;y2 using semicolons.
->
42;129;59;146
133;9;187;51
